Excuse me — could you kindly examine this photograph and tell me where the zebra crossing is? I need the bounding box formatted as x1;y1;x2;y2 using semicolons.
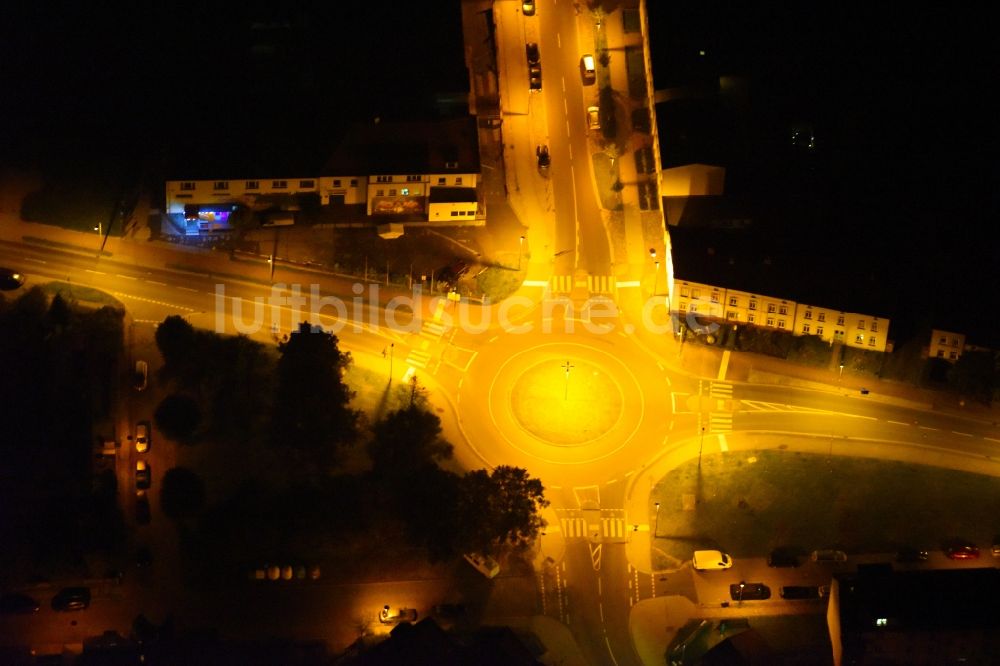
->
549;275;616;296
709;382;732;399
709;413;733;433
560;516;627;540
405;348;431;369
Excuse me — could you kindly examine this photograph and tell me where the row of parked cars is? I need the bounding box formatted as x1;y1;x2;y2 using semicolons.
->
0;587;91;614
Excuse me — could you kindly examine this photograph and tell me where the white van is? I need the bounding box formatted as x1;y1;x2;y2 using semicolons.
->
692;550;733;571
463;552;500;578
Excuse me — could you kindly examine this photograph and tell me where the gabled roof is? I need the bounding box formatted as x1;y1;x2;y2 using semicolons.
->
323;116;480;176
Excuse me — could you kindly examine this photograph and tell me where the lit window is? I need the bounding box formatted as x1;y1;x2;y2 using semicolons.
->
299;180;315;188
729;297;737;306
803;324;810;333
245;181;259;190
876;618;887;627
855;334;864;343
804;311;812;320
213;181;229;191
401;188;409;195
273;180;287;189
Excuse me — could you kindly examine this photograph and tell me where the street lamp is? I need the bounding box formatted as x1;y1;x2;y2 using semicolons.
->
738;581;746;605
518;235;525;271
654;501;660;537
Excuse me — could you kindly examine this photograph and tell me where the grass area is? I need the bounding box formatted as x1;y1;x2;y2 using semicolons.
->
591;152;622;210
475;262;524;302
652;450;1000;563
40;281;124;308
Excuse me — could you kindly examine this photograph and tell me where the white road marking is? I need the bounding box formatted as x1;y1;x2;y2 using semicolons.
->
178;286;197;292
952;431;973;437
616;280;640;287
719;434;729;452
985;437;1000;443
85;269;106;275
146;280;166;286
919;425;939;431
887;420;909;426
116;274;137;280
25;258;46;264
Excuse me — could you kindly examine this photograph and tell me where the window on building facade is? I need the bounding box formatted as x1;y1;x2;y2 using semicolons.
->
690;304;698;313
816;326;824;335
871;322;878;332
729;297;738;306
376;189;384;197
937;350;944;357
858;320;866;330
451;211;459;216
245;181;259;190
350;179;358;187
299;180;315;188
213;181;229;191
779;306;788;315
710;293;719;303
837;316;845;326
438;177;446;185
818;313;826;322
748;314;755;323
389;189;396;196
869;338;877;347
766;317;775;327
949;351;957;359
273;180;287;189
455;177;463;185
679;304;687;313
180;182;195;191
951;338;959;346
692;289;700;298
376;175;392;183
855;334;864;343
401;188;409;196
680;288;689;297
749;301;757;311
767;304;776;314
938;337;946;344
333;179;341;187
804;311;812;320
803;324;810;333
727;311;737;320
778;320;786;329
407;175;421;182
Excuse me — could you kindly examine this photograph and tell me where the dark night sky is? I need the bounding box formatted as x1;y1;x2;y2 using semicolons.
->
0;2;994;344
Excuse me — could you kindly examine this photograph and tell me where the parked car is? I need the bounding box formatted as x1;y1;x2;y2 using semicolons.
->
896;547;929;563
135;491;151;525
379;605;418;624
529;64;542;91
134;360;148;391
730;582;770;601
811;549;847;563
992;538;1000;557
522;0;535;16
780;585;822;600
135;421;150;453
526;42;540;66
136;460;151;489
51;587;90;612
463;552;500;578
692;550;733;571
767;549;800;568
0;268;25;291
0;593;40;614
580;54;596;83
587;105;600;130
536;145;550;174
945;542;980;560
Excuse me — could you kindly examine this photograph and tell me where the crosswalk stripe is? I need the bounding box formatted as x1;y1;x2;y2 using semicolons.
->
709;382;732;398
602;517;626;538
560;518;588;538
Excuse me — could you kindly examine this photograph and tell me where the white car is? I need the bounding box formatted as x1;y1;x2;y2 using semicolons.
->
134;360;148;391
692;550;733;571
135;421;150;453
587;106;600;130
581;54;596;83
463;552;500;578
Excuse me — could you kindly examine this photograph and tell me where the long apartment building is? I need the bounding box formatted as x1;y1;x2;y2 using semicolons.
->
673;279;890;352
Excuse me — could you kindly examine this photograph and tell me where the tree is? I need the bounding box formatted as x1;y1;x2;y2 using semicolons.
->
949;350;997;405
459;466;548;555
154;394;202;444
271;322;359;469
155;315;198;382
160;467;206;521
369;404;453;475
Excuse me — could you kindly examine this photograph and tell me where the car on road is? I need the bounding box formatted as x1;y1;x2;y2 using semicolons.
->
536;145;550;174
134;360;148;391
945;542;979;560
529;64;542;91
767;549;801;568
379;605;417;624
587;105;600;130
730;582;770;601
464;552;500;578
992;538;1000;558
0;268;25;291
51;587;90;612
136;460;151;490
580;54;596;84
526;42;540;66
896;547;929;563
135;421;150;453
0;593;40;614
811;549;848;563
780;585;827;600
522;0;535;16
692;550;733;571
135;491;151;525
